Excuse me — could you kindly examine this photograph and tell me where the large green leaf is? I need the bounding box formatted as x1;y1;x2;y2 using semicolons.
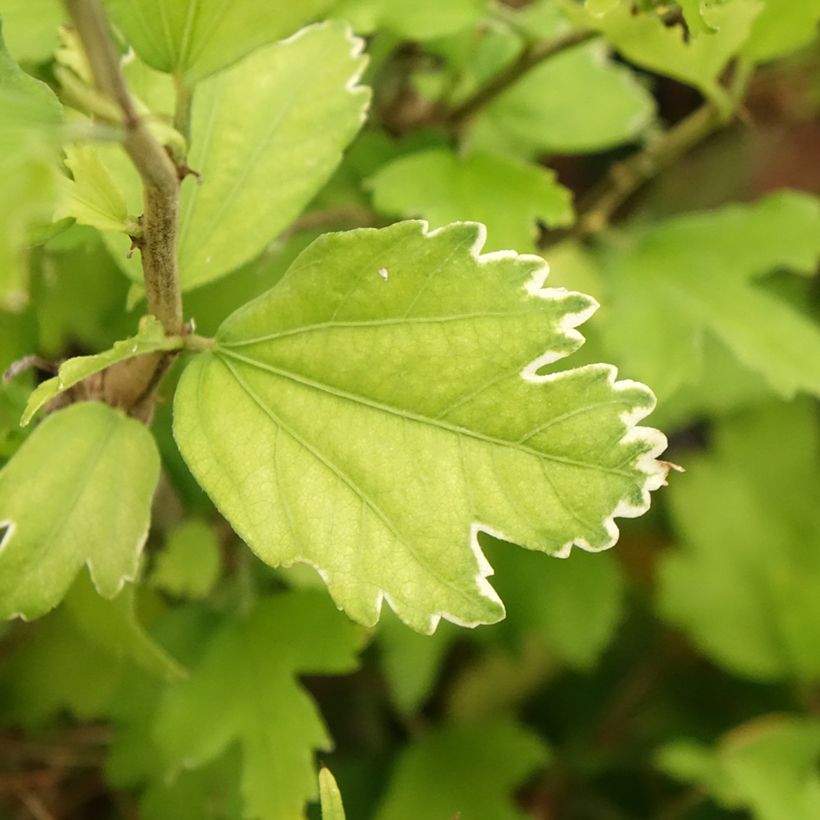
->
376;720;550;820
658;716;820;820
102;22;370;291
105;0;337;83
0;0;64;63
334;0;485;39
0;402;160;619
601;192;820;403
658;401;820;681
0;22;62;309
174;220;667;632
470;41;656;156
154;591;363;820
368;148;573;253
743;0;820;62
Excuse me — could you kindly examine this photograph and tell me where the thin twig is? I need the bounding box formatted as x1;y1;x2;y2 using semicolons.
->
65;0;182;335
445;28;598;131
570;103;723;240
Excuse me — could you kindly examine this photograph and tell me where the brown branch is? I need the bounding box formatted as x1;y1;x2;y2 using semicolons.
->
65;0;182;335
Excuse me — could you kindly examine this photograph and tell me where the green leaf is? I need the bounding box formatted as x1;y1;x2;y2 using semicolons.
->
368;149;573;253
677;0;721;34
376;720;550;820
173;220;666;632
0;22;62;309
0;402;160;620
102;22;370;291
64;571;184;679
105;0;338;83
154;591;363;820
484;535;625;669
583;0;761;109
149;519;221;599
601;192;820;403
0;0;64;63
470;41;656;156
54;143;132;234
743;0;820;62
334;0;485;38
319;768;347;820
658;716;820;820
22;315;183;425
658;400;820;681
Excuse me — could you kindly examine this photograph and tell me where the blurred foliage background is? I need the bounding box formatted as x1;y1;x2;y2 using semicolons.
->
1;0;820;818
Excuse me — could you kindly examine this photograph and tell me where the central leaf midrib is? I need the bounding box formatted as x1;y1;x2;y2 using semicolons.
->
214;348;633;479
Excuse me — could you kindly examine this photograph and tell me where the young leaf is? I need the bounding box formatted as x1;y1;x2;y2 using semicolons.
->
21;314;183;425
173;220;667;632
601;192;820;403
470;41;656;156
368;148;573;252
149;518;221;600
376;720;550;820
0;402;160;620
104;0;337;83
0;21;62;309
319;768;346;820
658;715;820;820
153;591;363;820
593;0;761;111
54;143;132;234
658;400;820;681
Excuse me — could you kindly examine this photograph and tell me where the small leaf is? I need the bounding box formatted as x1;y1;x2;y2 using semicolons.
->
150;519;221;600
319;768;346;820
743;0;820;62
154;591;363;820
55;143;132;234
658;715;820;820
22;315;183;426
174;220;666;632
471;41;656;156
369;148;573;252
658;400;820;681
335;0;485;39
104;0;338;83
0;402;160;620
376;720;550;820
601;192;820;402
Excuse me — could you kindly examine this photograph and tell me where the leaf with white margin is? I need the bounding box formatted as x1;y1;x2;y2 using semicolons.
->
22;315;183;426
0;402;160;620
173;220;667;633
101;22;370;292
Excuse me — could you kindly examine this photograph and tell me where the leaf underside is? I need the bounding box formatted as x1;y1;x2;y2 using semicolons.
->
174;220;667;632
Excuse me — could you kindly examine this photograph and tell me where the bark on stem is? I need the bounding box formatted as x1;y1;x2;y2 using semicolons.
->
65;0;183;335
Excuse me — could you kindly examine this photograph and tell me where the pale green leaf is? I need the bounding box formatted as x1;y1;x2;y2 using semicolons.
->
658;400;820;681
319;768;346;820
583;0;762;109
54;143;132;234
0;0;64;62
154;591;363;820
101;22;370;291
64;571;184;679
743;0;820;62
334;0;485;38
150;519;221;599
658;716;820;820
105;0;337;83
601;192;820;403
677;0;721;34
369;148;573;253
470;41;656;156
376;720;550;820
22;315;183;426
0;22;62;310
0;402;160;620
173;220;667;632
